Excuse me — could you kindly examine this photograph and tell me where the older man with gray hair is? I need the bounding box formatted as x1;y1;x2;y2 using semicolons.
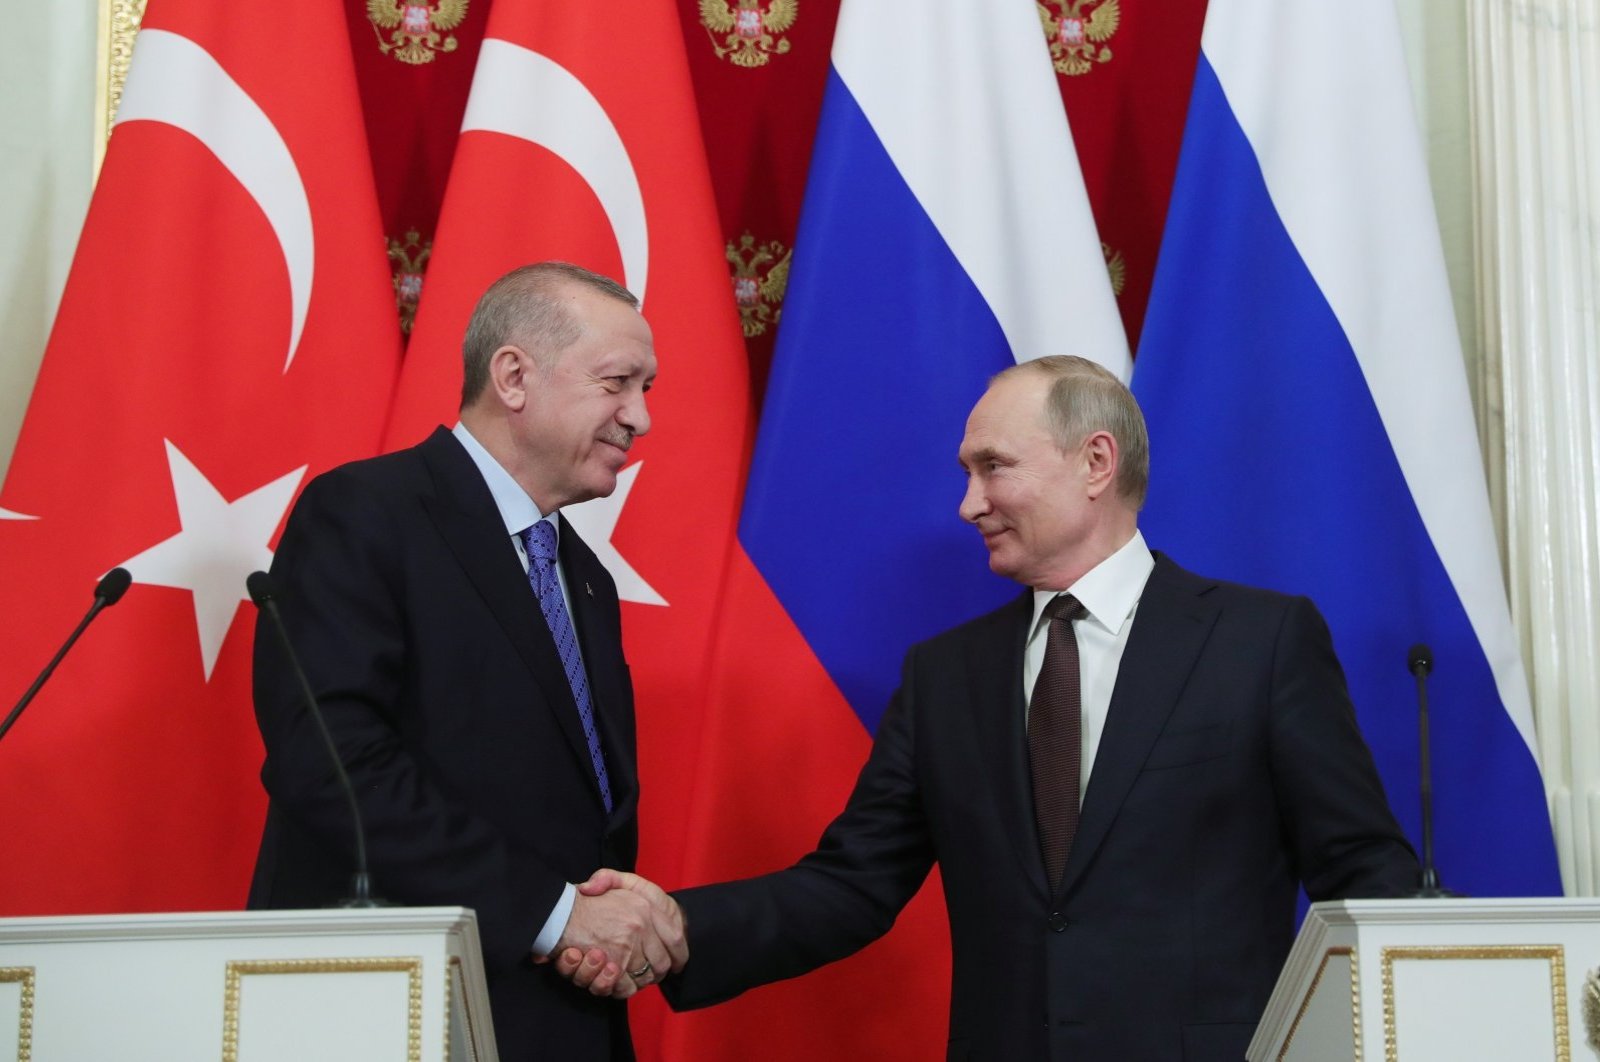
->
250;262;685;1061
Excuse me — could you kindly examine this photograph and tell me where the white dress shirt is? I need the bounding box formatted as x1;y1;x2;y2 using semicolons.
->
451;422;578;955
1023;530;1155;805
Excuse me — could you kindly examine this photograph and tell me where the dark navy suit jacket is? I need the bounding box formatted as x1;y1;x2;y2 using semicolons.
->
249;426;639;1060
664;554;1417;1061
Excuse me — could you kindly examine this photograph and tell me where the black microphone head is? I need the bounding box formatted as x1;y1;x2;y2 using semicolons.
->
96;567;133;606
1408;643;1433;676
246;570;275;607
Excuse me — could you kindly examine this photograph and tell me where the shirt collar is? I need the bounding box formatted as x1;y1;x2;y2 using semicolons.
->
1028;529;1155;639
451;421;558;544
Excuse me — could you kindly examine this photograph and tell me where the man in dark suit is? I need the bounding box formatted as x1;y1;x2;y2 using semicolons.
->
249;262;686;1060
563;355;1417;1059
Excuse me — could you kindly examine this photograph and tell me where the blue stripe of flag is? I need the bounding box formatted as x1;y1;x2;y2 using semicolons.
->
738;67;1018;733
1133;56;1560;897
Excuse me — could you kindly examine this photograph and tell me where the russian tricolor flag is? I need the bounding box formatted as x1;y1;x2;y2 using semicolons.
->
742;0;1129;731
1133;0;1560;897
665;2;1125;1057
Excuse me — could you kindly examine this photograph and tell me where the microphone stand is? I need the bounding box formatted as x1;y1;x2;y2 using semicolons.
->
0;569;132;745
249;571;386;908
1408;644;1460;898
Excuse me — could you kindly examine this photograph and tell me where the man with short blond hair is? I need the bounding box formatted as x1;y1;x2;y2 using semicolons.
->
568;355;1416;1060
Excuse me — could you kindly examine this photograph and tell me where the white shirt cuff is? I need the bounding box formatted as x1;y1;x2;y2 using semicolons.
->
532;882;577;957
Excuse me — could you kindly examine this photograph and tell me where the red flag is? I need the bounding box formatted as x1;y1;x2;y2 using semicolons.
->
380;4;750;1053
0;0;401;915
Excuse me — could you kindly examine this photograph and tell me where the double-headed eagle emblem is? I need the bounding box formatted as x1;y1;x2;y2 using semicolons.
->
1038;0;1119;77
368;0;469;65
726;233;791;338
386;229;433;335
700;0;799;68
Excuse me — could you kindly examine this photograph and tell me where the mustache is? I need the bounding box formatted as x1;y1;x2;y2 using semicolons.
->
599;427;634;452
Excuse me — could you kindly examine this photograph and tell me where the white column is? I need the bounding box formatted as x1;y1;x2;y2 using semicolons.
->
1468;0;1600;895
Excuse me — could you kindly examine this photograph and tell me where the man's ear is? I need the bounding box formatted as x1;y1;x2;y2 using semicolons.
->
1083;430;1119;500
487;344;530;412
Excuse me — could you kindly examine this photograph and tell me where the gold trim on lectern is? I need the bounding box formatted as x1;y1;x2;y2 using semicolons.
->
221;956;423;1062
1278;946;1358;1062
0;967;35;1062
443;960;452;1060
445;955;486;1062
1381;945;1569;1062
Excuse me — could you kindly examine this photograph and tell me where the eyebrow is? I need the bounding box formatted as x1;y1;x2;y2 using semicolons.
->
960;446;1002;469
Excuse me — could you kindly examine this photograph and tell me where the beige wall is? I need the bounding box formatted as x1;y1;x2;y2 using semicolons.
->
0;0;98;479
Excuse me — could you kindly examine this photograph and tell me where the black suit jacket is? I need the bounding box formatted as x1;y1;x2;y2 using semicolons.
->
249;427;639;1060
664;554;1417;1061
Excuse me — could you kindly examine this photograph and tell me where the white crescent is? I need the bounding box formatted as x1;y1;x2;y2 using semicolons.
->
114;29;313;373
462;38;649;304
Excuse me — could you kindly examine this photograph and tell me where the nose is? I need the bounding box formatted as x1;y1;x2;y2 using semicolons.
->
620;388;651;437
958;474;988;524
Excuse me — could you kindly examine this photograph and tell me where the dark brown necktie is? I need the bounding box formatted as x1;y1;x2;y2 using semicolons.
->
1029;593;1087;891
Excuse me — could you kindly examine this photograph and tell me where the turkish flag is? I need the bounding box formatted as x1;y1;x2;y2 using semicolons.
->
380;2;753;1054
0;0;401;914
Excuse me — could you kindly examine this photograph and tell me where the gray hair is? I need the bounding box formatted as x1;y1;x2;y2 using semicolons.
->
460;262;638;408
993;355;1149;508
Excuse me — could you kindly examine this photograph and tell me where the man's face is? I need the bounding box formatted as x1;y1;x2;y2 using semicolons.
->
957;375;1092;588
515;286;656;511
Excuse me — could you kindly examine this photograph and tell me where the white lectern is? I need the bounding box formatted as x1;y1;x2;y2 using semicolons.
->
0;906;497;1061
1249;898;1600;1062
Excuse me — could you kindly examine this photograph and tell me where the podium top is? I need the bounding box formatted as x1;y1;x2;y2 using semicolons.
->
1305;897;1598;931
0;905;479;943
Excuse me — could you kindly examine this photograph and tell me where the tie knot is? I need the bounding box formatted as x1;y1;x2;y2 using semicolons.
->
522;520;558;567
1045;593;1086;625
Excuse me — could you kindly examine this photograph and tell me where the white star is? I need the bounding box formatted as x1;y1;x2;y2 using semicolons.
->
118;439;306;680
563;461;666;606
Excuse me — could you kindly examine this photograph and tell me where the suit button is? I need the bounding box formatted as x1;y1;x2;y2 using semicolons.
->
1048;912;1068;932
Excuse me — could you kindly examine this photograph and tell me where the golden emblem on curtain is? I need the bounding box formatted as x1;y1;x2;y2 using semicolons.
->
367;0;469;65
699;0;798;68
726;232;791;338
1037;0;1119;76
1103;243;1126;297
386;229;433;335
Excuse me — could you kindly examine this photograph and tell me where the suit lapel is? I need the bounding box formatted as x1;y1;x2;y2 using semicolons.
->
416;429;599;799
1057;556;1219;898
966;592;1053;899
561;515;637;822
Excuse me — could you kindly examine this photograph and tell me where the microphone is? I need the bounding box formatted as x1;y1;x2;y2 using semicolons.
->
1407;642;1459;898
247;571;384;908
0;568;133;745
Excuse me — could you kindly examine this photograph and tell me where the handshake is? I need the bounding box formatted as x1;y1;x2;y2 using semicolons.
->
541;869;686;999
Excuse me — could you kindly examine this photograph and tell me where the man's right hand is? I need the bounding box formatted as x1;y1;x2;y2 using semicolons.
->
551;869;687;997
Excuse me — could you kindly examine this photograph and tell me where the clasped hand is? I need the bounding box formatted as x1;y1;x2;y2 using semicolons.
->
543;869;685;998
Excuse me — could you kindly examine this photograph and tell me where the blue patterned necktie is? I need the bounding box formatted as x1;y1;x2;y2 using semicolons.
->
522;520;613;813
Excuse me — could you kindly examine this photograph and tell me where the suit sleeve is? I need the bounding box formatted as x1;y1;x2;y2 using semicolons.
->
1268;596;1420;899
663;649;938;1010
254;470;567;963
